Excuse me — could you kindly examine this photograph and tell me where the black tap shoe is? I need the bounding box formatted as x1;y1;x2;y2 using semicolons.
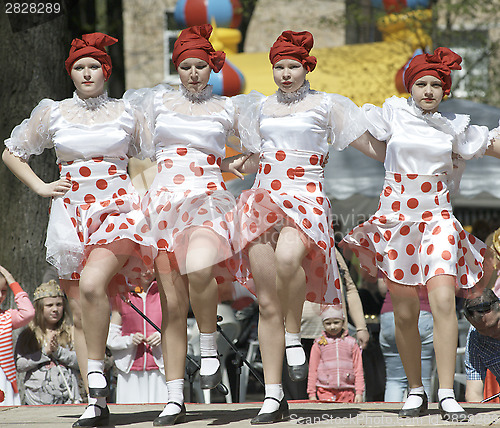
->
286;344;308;382
88;371;110;398
439;397;469;422
72;404;110;427
250;397;290;425
398;391;428;417
199;355;222;389
153;402;187;426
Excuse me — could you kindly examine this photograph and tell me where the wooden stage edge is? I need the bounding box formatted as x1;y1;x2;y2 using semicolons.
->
1;401;500;427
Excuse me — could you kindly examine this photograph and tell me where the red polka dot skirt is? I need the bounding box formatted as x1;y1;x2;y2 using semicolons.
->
234;149;342;305
144;147;237;283
47;157;154;290
341;172;486;287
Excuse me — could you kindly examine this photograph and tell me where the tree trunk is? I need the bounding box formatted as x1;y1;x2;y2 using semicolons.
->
0;11;72;301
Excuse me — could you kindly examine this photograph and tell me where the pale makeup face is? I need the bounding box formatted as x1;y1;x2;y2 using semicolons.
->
322;318;344;336
0;277;7;306
42;296;64;328
273;58;308;93
178;58;211;93
71;57;105;99
411;75;444;113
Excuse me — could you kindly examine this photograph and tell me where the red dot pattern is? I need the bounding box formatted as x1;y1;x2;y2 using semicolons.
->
54;158;153;285
232;149;341;305
341;173;486;288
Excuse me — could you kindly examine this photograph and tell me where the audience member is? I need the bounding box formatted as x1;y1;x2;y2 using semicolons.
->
307;305;364;403
464;288;500;402
106;280;168;403
15;280;81;405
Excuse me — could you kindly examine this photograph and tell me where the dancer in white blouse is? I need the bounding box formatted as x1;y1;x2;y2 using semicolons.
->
341;47;500;421
229;30;384;424
126;24;247;426
3;33;152;427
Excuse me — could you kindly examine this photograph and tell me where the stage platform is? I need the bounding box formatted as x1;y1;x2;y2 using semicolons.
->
2;401;500;427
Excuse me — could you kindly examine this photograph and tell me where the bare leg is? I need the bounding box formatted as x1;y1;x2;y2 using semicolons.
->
248;232;283;385
427;275;458;389
155;253;189;382
62;280;88;393
427;275;467;416
388;280;422;388
185;228;219;334
79;240;135;360
275;227;307;334
155;253;189;421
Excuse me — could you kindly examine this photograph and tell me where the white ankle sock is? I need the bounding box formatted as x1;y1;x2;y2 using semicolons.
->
259;384;284;415
87;359;107;389
285;331;305;366
402;386;424;410
159;379;184;416
438;389;464;412
79;396;107;420
200;332;220;376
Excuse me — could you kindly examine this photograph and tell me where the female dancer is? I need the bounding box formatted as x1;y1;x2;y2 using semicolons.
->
230;30;384;424
3;33;152;426
126;24;246;426
341;47;500;421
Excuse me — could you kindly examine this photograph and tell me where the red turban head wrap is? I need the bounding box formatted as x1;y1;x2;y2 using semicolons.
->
172;24;226;73
269;30;317;72
65;32;118;81
403;47;462;96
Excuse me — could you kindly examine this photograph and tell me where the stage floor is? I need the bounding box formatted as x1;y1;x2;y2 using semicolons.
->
2;401;500;427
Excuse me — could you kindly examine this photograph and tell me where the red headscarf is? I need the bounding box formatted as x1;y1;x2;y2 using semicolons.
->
269;30;317;72
172;24;226;73
403;47;462;96
65;32;118;81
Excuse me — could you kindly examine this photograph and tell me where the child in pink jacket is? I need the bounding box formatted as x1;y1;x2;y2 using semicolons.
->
307;305;364;403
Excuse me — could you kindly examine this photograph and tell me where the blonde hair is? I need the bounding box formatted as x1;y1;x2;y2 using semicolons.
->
16;294;73;354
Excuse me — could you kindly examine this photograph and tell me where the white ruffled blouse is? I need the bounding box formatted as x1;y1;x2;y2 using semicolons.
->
363;96;490;179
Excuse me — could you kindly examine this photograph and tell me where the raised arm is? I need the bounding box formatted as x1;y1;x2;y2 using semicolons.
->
350;131;386;163
2;149;71;198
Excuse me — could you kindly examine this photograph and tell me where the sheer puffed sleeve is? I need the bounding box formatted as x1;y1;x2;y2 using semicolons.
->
452;120;490;160
4;99;55;161
123;100;155;160
361;97;395;142
326;93;367;151
231;91;265;154
449;116;489;193
124;84;174;134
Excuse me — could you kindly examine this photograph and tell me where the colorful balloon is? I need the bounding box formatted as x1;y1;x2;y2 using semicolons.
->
174;0;242;29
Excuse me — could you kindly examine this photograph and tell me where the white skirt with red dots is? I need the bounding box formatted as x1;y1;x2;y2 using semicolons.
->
144;147;237;282
45;157;154;290
341;172;486;287
234;149;341;305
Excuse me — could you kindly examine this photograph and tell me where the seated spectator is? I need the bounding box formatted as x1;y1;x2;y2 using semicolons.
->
307;305;364;403
106;280;168;403
15;280;81;405
464;287;500;402
0;265;34;405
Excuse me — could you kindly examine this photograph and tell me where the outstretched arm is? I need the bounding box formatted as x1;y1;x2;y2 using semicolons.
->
350;131;386;163
2;149;71;198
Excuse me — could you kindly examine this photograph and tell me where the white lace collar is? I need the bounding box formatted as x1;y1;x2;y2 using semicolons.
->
180;84;214;103
389;96;470;136
72;91;110;110
276;80;310;104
